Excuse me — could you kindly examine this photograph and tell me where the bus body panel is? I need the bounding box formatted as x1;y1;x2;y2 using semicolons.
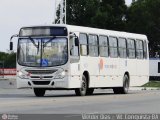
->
16;24;149;90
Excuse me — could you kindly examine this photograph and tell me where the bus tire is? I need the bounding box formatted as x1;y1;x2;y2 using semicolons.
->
86;88;94;95
75;75;87;96
113;75;129;94
34;88;46;97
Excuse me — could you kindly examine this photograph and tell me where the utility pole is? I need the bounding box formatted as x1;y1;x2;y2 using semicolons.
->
53;0;56;24
65;0;66;24
55;0;66;24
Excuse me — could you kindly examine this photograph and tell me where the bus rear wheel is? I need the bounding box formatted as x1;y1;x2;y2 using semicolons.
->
34;88;46;97
75;75;87;96
86;88;94;95
113;75;129;94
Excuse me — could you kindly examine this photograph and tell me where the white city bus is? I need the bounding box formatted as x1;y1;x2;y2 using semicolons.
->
10;24;149;97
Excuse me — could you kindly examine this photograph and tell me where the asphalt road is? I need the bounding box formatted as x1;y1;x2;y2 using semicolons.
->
0;87;160;114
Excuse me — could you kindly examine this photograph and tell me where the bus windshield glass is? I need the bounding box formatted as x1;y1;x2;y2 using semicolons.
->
17;37;68;67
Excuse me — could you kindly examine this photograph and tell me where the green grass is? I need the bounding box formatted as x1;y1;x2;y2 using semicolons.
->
142;81;160;88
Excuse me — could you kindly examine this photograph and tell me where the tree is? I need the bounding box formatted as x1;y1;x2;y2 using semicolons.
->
0;52;16;68
66;0;100;26
55;0;127;30
91;0;127;30
66;0;127;30
126;0;160;57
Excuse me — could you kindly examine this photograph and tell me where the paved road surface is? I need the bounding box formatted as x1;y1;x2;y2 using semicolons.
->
0;88;160;114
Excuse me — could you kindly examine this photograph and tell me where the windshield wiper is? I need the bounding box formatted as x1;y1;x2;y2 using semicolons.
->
37;41;40;54
29;37;40;54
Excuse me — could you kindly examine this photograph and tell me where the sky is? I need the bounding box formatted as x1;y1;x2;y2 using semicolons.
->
0;0;132;52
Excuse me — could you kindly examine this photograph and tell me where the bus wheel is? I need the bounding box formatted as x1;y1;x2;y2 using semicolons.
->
34;88;46;97
113;75;129;94
122;75;129;94
75;75;87;96
86;88;94;95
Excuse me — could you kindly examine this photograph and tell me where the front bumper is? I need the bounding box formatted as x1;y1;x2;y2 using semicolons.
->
17;75;81;89
17;76;69;89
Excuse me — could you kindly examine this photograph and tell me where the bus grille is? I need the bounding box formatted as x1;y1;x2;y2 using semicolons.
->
26;70;57;74
31;76;53;79
32;81;50;85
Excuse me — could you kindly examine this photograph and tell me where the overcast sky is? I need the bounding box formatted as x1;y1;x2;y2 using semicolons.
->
0;0;132;52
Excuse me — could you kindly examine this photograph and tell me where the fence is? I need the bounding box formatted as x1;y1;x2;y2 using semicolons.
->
0;68;16;79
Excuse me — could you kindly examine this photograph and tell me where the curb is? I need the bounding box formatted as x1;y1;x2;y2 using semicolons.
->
0;78;9;80
0;78;16;81
129;87;160;91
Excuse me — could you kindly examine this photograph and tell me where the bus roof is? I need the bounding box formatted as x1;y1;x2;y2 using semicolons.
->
20;24;148;41
66;25;148;41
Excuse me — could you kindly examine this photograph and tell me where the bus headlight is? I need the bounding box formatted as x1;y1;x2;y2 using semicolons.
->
17;71;29;79
55;71;66;79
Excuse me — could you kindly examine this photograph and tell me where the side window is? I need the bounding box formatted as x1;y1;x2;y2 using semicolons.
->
118;38;127;58
127;39;136;59
69;36;79;57
88;35;98;57
143;40;148;59
109;37;118;58
99;36;109;57
79;33;88;56
136;40;144;59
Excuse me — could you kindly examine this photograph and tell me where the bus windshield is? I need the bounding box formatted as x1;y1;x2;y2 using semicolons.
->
17;37;68;67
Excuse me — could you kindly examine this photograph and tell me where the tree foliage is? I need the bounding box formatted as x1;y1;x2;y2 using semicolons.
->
126;0;160;57
66;0;127;31
0;52;16;68
91;0;127;30
66;0;100;26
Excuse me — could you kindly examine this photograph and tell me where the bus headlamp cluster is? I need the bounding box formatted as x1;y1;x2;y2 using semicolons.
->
17;71;29;79
55;70;67;79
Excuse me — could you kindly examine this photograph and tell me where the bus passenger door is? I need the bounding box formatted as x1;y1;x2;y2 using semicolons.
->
69;33;81;88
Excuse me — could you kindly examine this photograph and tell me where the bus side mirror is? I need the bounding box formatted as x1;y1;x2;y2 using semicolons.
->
75;37;79;46
70;32;79;46
9;34;18;51
10;42;13;50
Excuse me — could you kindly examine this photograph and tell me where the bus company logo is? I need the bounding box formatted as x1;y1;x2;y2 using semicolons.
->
2;114;8;120
99;59;104;70
39;75;44;79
